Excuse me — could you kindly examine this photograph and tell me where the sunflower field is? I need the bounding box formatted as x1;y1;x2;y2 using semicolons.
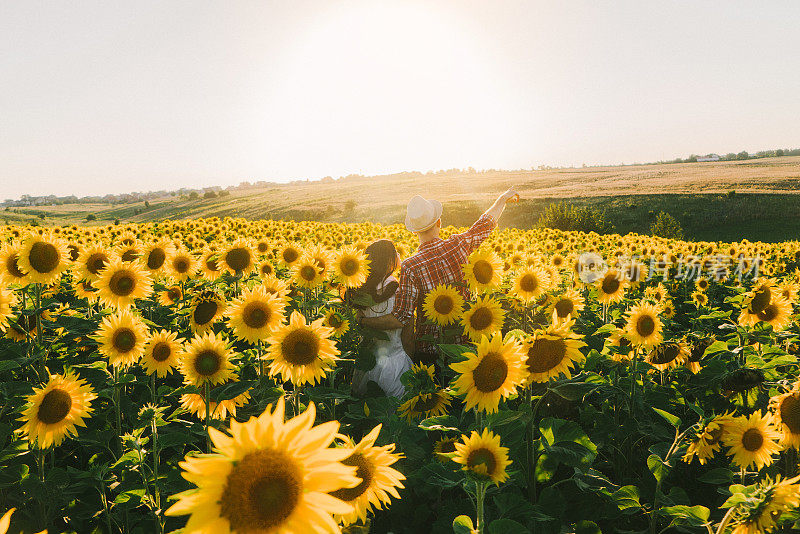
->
1;218;800;534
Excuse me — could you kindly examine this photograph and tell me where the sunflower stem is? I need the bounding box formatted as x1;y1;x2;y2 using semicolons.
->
475;480;488;533
35;283;46;379
204;381;212;453
113;366;122;458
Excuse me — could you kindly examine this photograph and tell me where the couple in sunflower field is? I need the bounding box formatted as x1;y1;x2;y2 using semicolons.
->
353;186;520;397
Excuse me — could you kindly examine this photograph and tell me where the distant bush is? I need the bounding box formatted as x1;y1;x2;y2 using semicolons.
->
538;202;613;234
203;191;217;199
650;211;684;240
344;200;357;212
85;214;97;221
218;190;230;197
188;192;199;200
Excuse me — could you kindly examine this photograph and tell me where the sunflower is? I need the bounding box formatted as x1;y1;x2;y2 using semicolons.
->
73;278;98;302
756;295;793;331
264;311;339;385
189;290;226;334
17;233;70;284
158;284;183;306
722;411;783;470
180;389;251;421
291;254;326;289
94;309;149;367
278;242;302;268
18;372;96;448
726;475;800;534
258;260;275;278
685;336;714;374
333;246;371;288
624;302;663;349
510;265;551;303
683;412;736;464
397;389;451;423
222;239;256;276
0;244;30;286
141;240;173;274
200;248;224;282
433;436;460;462
262;275;291;299
548;288;585;320
423;284;464;327
451;333;527;414
463;249;503;293
695;277;710;292
167;248;196;282
140;330;182;377
330;424;405;526
452;429;511;485
769;384;800;449
323;309;350;338
5;313;37;342
596;270;627;305
606;327;633;362
179;331;236;387
226;285;286;344
461;295;505;342
75;244;117;283
522;315;587;382
645;341;689;372
94;259;153;310
165;398;359;534
0;287;17;332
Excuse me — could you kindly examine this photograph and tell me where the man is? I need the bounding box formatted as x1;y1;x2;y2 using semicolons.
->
359;187;519;365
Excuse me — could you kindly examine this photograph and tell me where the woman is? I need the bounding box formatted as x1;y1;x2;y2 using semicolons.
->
351;239;413;398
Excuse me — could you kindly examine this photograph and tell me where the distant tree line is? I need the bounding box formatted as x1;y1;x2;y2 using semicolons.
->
651;147;799;165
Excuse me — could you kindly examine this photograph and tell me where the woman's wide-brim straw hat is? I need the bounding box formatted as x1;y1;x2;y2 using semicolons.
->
405;195;443;232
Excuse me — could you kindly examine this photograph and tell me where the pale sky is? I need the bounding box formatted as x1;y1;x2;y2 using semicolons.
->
1;1;799;199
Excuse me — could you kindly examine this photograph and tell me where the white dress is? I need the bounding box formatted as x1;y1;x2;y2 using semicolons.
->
356;276;413;398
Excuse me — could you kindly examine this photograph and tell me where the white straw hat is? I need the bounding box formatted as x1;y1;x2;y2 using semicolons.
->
404;195;443;232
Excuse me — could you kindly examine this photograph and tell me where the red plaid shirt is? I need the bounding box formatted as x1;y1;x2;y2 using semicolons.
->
392;213;497;353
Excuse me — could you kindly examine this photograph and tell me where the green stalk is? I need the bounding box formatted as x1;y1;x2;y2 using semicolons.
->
204;382;212;453
475;481;488;533
113;366;122;457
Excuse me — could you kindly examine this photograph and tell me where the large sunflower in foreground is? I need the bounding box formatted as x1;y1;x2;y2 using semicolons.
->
95;259;153;310
423;284;464;327
769;383;800;449
511;265;551;303
323;310;350;338
199;248;224;282
463;249;503;294
140;330;182;377
94;309;149;367
141;240;173;274
461;295;505;342
522;315;586;383
452;428;511;485
624;301;663;349
397;389;452;422
330;424;405;526
451;333;527;414
167;248;196;282
264;311;339;385
179;331;236;388
755;295;793;331
165;398;359;534
278;242;302;269
333;246;371;288
683;412;736;465
727;475;800;534
17;233;70;284
226;285;286;344
18;372;96;448
722;411;783;470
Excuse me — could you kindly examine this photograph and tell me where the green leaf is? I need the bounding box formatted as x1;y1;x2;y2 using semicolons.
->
658;505;710;527
488;518;530;534
697;468;733;485
452;515;475;534
647;454;667;483
611;485;641;512
652;407;681;428
211;380;255;402
0;360;20;373
361;325;390;341
575;520;602;534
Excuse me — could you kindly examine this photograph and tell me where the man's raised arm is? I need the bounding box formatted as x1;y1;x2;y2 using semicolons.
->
484;186;519;222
